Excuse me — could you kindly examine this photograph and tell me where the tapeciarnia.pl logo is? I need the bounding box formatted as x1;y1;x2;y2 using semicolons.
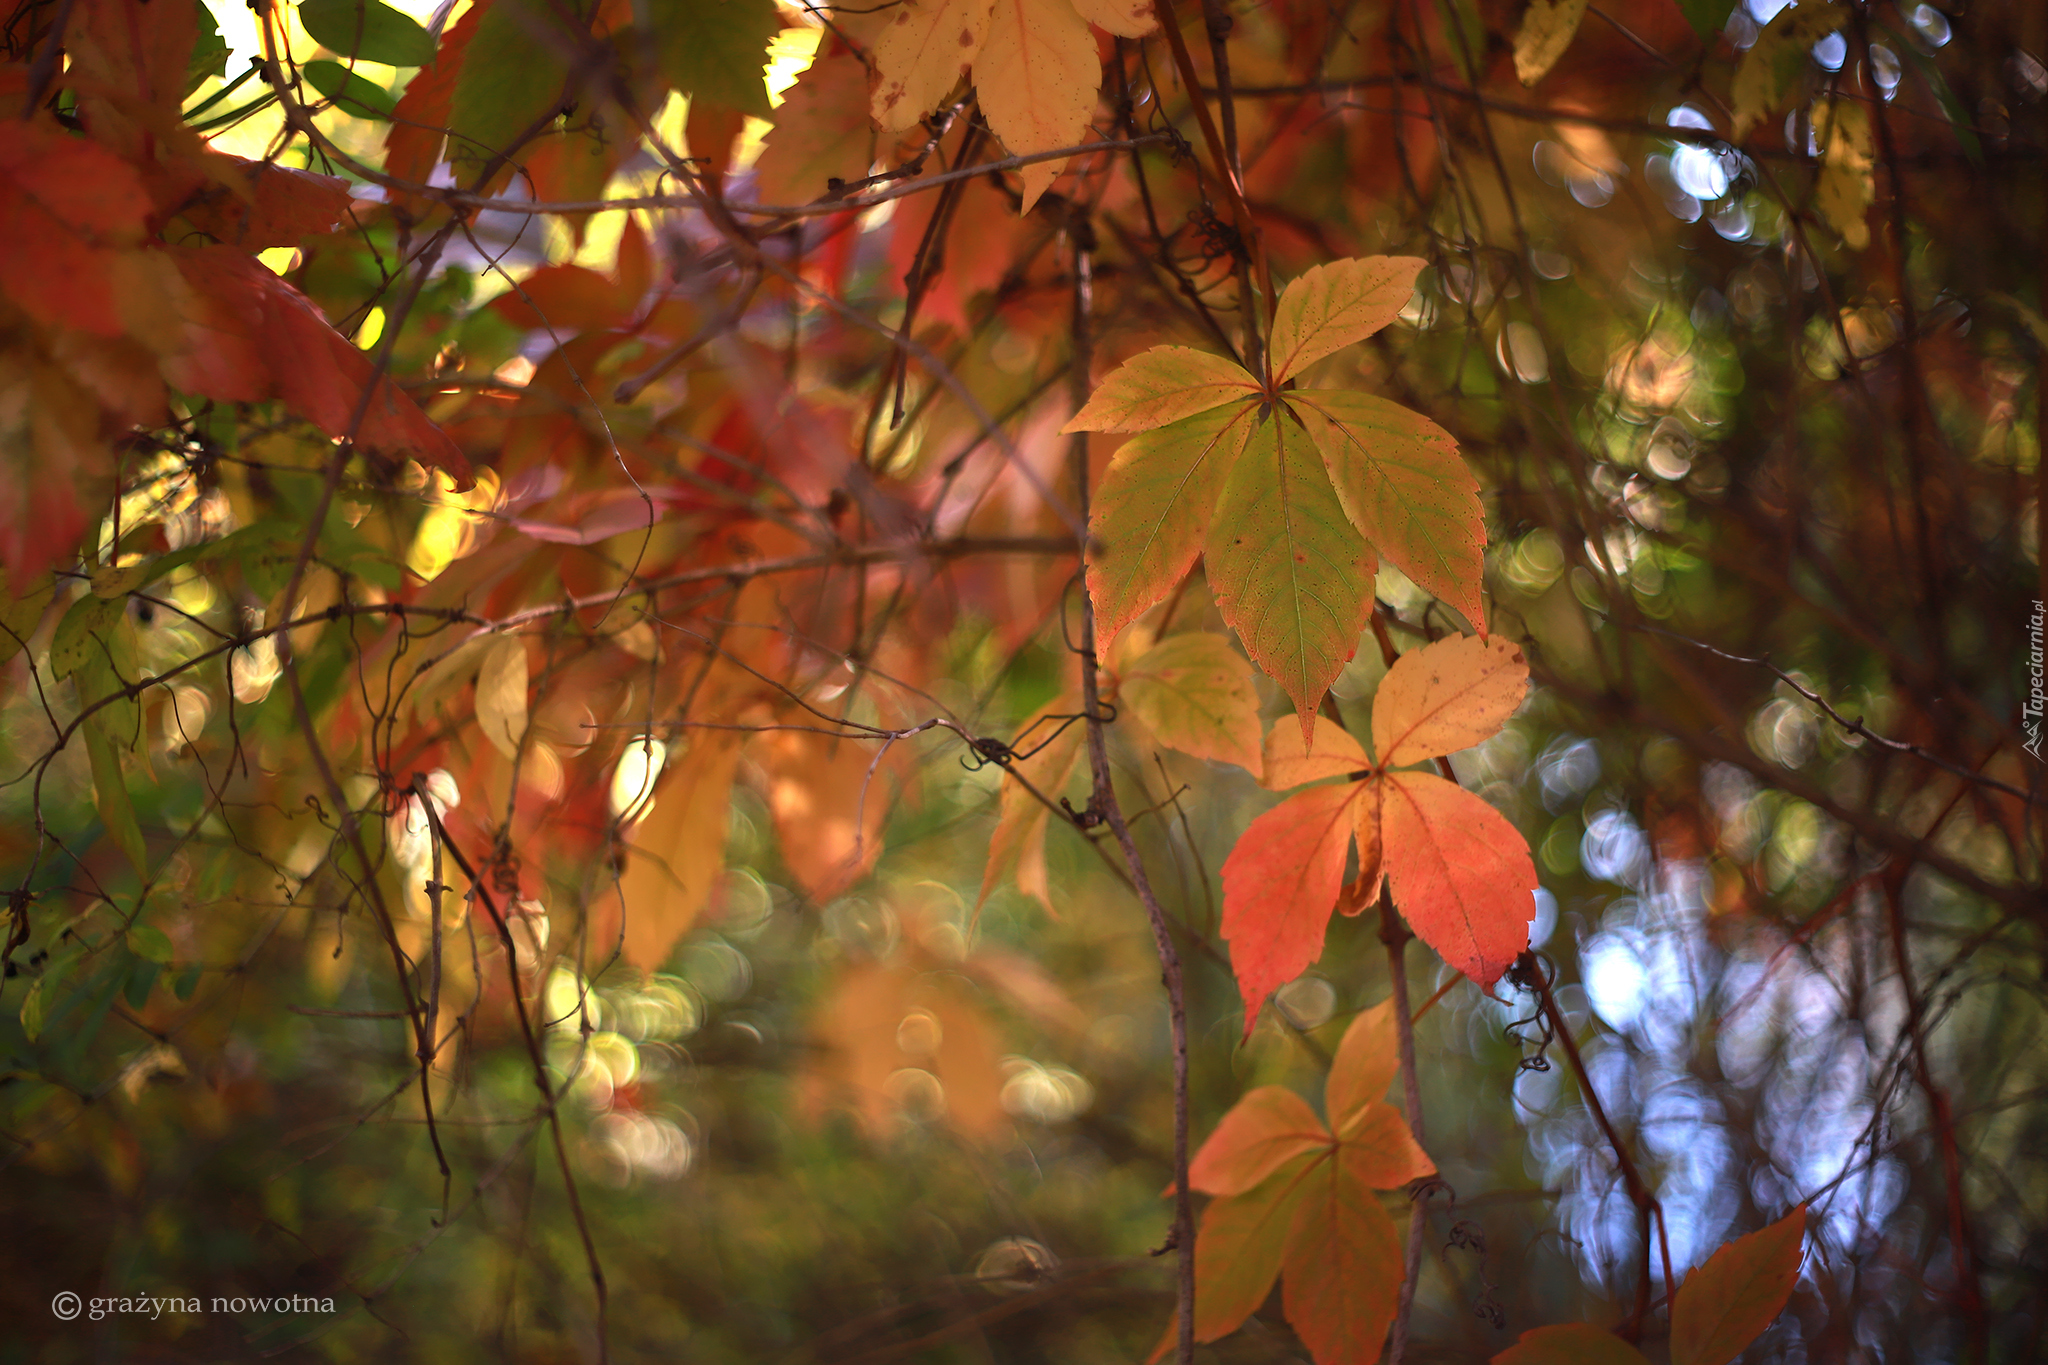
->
2026;600;2045;761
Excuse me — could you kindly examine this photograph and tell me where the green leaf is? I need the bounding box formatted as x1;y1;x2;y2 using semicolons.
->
1513;0;1590;86
1266;256;1426;385
0;569;54;668
1062;346;1259;434
172;962;204;1001
1118;631;1263;771
1671;1205;1808;1365
1279;1143;1405;1365
1205;411;1376;733
1086;402;1257;648
185;8;230;96
50;595;125;680
447;0;577;169
1730;2;1847;140
1493;1323;1654;1365
126;924;174;965
643;0;779;120
303;59;399;120
299;0;437;67
20;975;49;1041
1672;0;1740;43
85;722;149;880
124;957;164;1010
1289;389;1486;631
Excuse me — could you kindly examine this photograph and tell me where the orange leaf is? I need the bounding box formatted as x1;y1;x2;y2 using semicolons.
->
762;728;892;902
1492;1323;1653;1365
975;0;1099;212
870;0;991;133
1260;715;1368;791
1187;1086;1329;1195
1371;633;1528;769
1334;1101;1435;1187
0;123;153;338
977;691;1089;912
1345;779;1384;915
1671;1205;1808;1365
491;263;638;335
610;730;742;971
1378;770;1534;989
754;47;874;205
167;247;470;478
1324;1000;1398;1134
1279;1143;1404;1365
1221;783;1361;1036
1061;345;1258;434
175;157;354;248
1151;1152;1321;1359
1267;256;1426;384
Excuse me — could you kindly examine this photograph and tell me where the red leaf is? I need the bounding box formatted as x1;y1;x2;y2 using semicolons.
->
1378;770;1535;990
490;263;637;334
167;247;470;478
0;124;153;337
1280;1144;1404;1365
1670;1205;1808;1365
1187;1086;1329;1196
1221;783;1361;1036
1492;1323;1653;1365
176;156;354;248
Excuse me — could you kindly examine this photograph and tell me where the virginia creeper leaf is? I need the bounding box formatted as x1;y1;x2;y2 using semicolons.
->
299;0;436;67
975;0;1099;213
755;48;874;205
1325;999;1398;1134
1259;714;1368;791
1086;401;1254;648
1207;412;1376;737
1371;633;1528;770
85;722;148;879
1267;256;1426;384
1343;778;1386;914
1514;0;1590;86
1730;3;1846;139
870;0;992;133
1069;0;1155;36
1280;1144;1404;1365
475;635;530;761
613;731;742;970
1061;347;1259;434
1290;389;1485;632
1335;1100;1435;1187
0;124;153;339
1187;1085;1329;1195
1170;1153;1321;1354
1119;631;1263;772
646;0;778;119
1493;1323;1653;1365
1221;782;1360;1036
978;690;1089;912
1378;770;1535;989
1670;1205;1808;1365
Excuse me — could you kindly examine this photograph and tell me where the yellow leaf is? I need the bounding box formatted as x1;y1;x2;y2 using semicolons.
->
1370;633;1528;770
762;727;892;901
975;0;1099;213
475;635;530;761
1813;97;1873;250
1267;256;1427;385
870;0;994;133
1067;0;1154;37
1513;0;1589;87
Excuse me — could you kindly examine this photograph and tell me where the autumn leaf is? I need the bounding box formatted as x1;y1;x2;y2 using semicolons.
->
870;0;992;133
475;635;530;761
1066;257;1489;724
762;727;893;902
1493;1323;1652;1365
1169;1000;1433;1361
1222;634;1535;1029
1670;1205;1808;1365
978;691;1090;912
1729;3;1846;140
611;732;742;970
755;47;874;205
1117;630;1264;772
976;0;1099;212
648;0;779;121
1513;0;1590;86
1813;97;1873;251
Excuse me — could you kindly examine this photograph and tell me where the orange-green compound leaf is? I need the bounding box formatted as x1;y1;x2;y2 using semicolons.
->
1344;778;1385;915
754;47;874;204
870;0;991;132
1087;401;1255;648
977;690;1089;912
1188;1085;1330;1195
1221;782;1361;1038
1119;630;1263;771
1280;1143;1404;1365
1381;771;1535;989
1260;715;1368;791
975;0;1099;213
445;0;578;176
1207;412;1376;739
1061;346;1259;433
1325;999;1397;1133
1266;256;1426;385
1149;1151;1322;1360
1371;633;1528;769
1671;1205;1808;1365
1493;1323;1654;1365
1289;390;1485;631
